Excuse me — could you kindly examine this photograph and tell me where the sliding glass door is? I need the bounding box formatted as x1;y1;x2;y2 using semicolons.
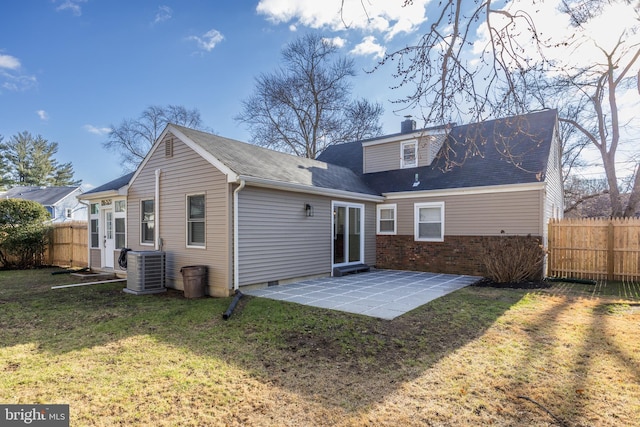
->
332;202;364;267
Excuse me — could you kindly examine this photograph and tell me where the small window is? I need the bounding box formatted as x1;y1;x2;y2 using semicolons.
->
90;203;99;215
65;208;72;219
414;202;444;242
401;140;417;168
377;204;397;235
141;199;155;244
115;217;126;249
90;219;99;248
187;194;205;247
115;200;126;213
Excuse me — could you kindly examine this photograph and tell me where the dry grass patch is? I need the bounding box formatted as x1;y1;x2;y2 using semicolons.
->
1;269;638;426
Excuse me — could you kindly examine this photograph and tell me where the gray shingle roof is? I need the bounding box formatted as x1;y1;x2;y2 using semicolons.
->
172;125;379;196
318;109;558;194
83;172;134;195
3;186;80;205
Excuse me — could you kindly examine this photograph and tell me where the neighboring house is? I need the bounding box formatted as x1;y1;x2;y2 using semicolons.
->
83;109;563;297
2;186;86;222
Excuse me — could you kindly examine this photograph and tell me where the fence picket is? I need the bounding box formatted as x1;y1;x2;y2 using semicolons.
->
548;218;640;281
46;221;88;268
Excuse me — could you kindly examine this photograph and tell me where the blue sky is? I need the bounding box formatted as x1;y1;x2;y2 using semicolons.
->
1;1;637;189
1;0;430;189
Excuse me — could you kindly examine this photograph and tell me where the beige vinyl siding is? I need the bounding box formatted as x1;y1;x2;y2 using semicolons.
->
89;248;100;268
127;133;231;295
364;141;399;173
363;202;376;264
237;187;331;286
392;189;544;237
537;131;564;274
237;188;377;286
364;135;443;173
543;129;564;243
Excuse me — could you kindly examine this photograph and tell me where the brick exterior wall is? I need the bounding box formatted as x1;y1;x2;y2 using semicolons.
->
376;234;542;278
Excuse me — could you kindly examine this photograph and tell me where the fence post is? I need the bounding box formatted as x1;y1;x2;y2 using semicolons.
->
607;221;614;281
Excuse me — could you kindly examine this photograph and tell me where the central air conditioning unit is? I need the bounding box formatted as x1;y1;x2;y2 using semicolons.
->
124;251;166;295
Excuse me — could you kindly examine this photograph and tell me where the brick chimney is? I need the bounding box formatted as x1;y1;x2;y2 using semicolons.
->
401;115;416;134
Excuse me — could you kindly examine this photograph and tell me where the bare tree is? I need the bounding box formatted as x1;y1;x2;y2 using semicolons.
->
104;105;203;171
236;33;383;159
372;0;640;217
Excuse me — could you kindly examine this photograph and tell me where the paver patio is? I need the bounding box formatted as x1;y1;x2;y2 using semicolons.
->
243;269;480;319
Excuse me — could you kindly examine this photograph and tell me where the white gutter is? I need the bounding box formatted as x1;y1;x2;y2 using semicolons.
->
383;181;546;200
238;175;384;202
233;179;246;291
155;169;162;251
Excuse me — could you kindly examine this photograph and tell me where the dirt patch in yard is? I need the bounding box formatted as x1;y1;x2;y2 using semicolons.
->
471;277;552;289
2;269;639;426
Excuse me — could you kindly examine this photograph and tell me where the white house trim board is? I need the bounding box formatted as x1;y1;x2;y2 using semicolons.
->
383;182;546;200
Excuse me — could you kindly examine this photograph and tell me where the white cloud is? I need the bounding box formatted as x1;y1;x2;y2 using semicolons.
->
0;71;37;92
189;29;225;52
36;110;49;121
322;36;346;48
0;52;37;92
0;54;20;70
154;5;172;24
256;0;429;41
350;36;385;59
55;0;87;16
289;24;297;32
83;124;111;136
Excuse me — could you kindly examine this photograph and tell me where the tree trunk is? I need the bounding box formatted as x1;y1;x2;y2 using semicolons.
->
623;165;640;217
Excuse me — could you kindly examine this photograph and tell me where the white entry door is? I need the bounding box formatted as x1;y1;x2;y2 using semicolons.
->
103;209;115;268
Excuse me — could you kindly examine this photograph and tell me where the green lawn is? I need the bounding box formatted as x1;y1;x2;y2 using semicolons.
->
1;268;638;426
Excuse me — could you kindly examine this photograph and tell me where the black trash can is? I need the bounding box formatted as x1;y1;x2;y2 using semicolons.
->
180;265;207;298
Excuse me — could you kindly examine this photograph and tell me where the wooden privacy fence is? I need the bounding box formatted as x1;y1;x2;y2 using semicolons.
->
46;221;88;268
548;218;640;281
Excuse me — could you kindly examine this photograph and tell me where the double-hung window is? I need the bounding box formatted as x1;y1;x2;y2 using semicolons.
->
141;199;154;244
401;140;418;168
114;200;126;249
376;204;397;235
90;203;99;248
414;202;444;242
187;194;205;247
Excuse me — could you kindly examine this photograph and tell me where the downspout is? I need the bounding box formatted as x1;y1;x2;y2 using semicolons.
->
155;169;162;251
233;179;246;291
79;200;91;270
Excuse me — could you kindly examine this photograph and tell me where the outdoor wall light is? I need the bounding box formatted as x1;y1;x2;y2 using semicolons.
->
305;203;314;217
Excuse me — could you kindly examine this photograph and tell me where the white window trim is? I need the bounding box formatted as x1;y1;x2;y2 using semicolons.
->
89;203;99;249
401;140;418;169
114;199;127;249
376;203;397;235
414;202;445;242
140;199;155;246
186;193;206;249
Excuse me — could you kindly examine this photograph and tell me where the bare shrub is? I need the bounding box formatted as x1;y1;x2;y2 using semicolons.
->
480;234;545;283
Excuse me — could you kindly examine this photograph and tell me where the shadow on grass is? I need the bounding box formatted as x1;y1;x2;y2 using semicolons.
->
0;268;521;416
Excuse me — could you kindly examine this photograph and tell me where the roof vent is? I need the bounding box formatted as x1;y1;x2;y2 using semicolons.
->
401;115;416;134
